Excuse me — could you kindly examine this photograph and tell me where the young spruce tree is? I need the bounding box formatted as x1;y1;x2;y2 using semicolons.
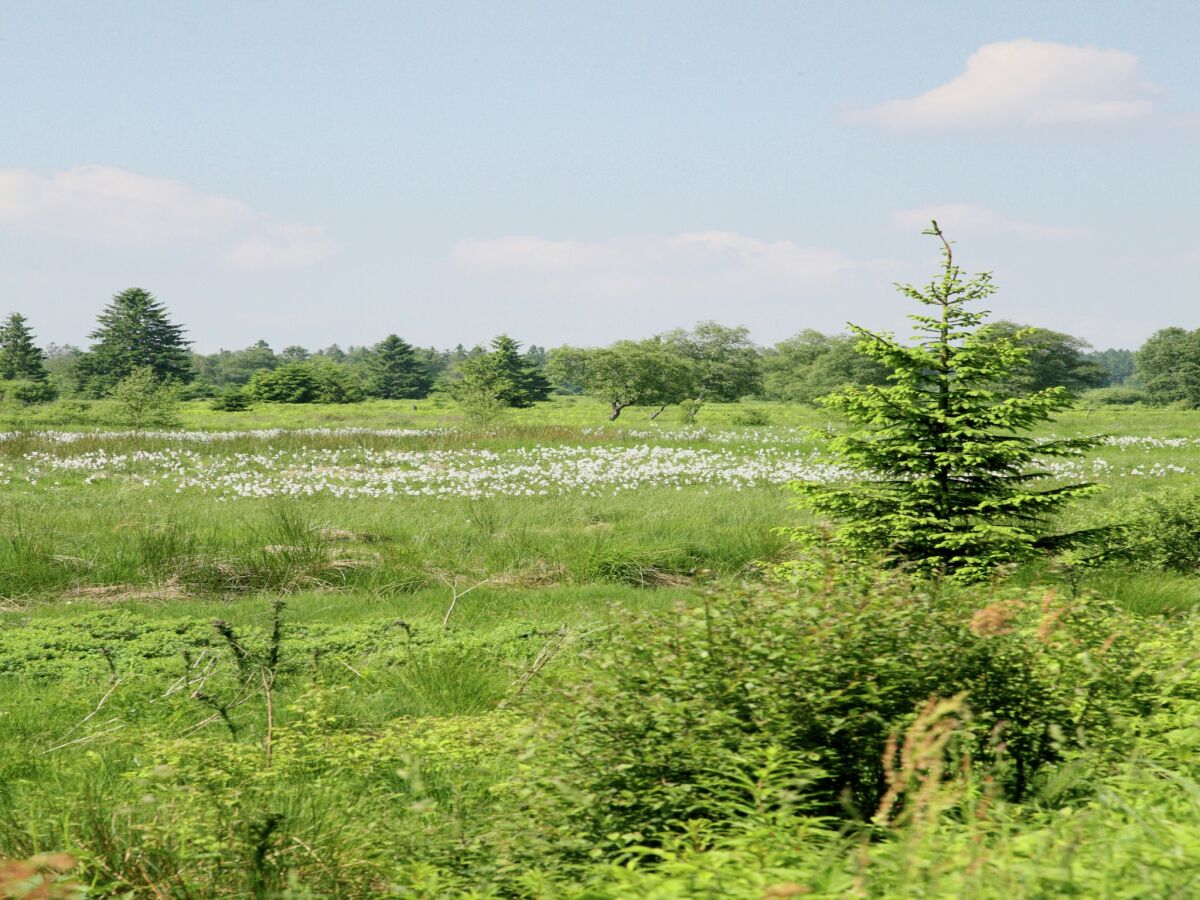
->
788;223;1101;581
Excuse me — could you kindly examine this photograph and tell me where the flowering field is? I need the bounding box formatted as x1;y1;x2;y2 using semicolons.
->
2;425;1195;501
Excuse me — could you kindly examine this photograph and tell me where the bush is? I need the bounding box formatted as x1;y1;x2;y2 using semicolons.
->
209;388;252;412
533;570;1152;848
246;361;363;404
107;367;180;428
729;407;772;426
1115;485;1200;575
0;379;57;405
1080;386;1147;406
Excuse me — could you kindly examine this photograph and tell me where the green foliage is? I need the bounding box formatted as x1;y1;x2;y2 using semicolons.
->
549;339;692;420
1086;346;1136;386
1107;484;1200;576
1081;385;1148;406
209;387;253;411
1136;327;1200;406
75;288;193;396
246;360;364;404
763;329;890;404
0;313;49;384
448;335;551;412
107;367;181;428
533;573;1151;849
0;379;56;406
662;321;763;404
729;407;772;426
986;321;1107;395
788;224;1102;581
191;339;278;389
368;333;432;399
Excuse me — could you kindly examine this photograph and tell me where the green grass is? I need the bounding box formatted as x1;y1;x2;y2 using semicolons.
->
5;400;1200;895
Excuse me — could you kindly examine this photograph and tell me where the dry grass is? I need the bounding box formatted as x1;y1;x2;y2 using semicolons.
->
63;578;189;604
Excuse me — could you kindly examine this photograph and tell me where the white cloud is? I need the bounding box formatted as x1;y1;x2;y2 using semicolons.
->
0;165;339;270
891;203;1086;239
453;231;883;310
224;224;341;271
847;39;1161;129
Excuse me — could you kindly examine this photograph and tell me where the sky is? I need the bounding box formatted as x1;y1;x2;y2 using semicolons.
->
1;1;1197;353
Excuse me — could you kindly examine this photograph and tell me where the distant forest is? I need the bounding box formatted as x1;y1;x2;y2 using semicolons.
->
2;286;1188;413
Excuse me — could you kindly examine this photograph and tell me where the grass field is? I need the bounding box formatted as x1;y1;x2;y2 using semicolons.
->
4;397;1200;896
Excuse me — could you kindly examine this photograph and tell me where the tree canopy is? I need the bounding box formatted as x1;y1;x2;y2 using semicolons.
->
548;339;692;420
1135;327;1200;407
662;321;762;404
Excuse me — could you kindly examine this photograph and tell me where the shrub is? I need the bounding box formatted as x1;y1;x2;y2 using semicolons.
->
1080;386;1147;406
107;367;181;428
729;407;772;426
209;388;252;411
532;570;1152;849
1115;485;1200;575
0;379;57;405
247;361;364;404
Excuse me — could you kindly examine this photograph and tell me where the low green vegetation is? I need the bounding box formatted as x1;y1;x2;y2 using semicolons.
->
1;403;1200;896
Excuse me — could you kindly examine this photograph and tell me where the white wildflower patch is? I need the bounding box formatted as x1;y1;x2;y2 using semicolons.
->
1;429;1190;501
20;443;850;500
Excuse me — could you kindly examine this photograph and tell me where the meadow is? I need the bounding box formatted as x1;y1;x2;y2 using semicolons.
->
5;397;1200;896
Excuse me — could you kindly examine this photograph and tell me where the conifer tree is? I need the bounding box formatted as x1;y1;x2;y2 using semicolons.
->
369;334;432;399
488;334;551;407
788;223;1101;581
0;313;49;382
77;288;193;395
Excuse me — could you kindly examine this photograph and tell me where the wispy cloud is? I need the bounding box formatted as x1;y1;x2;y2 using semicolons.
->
0;165;339;270
224;225;341;272
453;231;880;303
846;39;1161;129
892;203;1086;239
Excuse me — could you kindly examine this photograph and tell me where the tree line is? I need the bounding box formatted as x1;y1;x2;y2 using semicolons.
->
0;285;1173;415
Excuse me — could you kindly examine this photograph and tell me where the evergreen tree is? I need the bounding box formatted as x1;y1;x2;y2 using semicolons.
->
369;334;432;399
446;335;551;412
280;345;311;362
76;288;193;396
488;334;551;407
0;313;49;382
787;223;1101;581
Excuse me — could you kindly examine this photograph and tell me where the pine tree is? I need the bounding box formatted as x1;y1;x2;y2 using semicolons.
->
787;223;1102;581
0;313;49;382
369;334;432;399
77;288;193;396
489;334;551;407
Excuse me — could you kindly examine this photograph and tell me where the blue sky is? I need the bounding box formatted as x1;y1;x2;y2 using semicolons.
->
2;1;1196;352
